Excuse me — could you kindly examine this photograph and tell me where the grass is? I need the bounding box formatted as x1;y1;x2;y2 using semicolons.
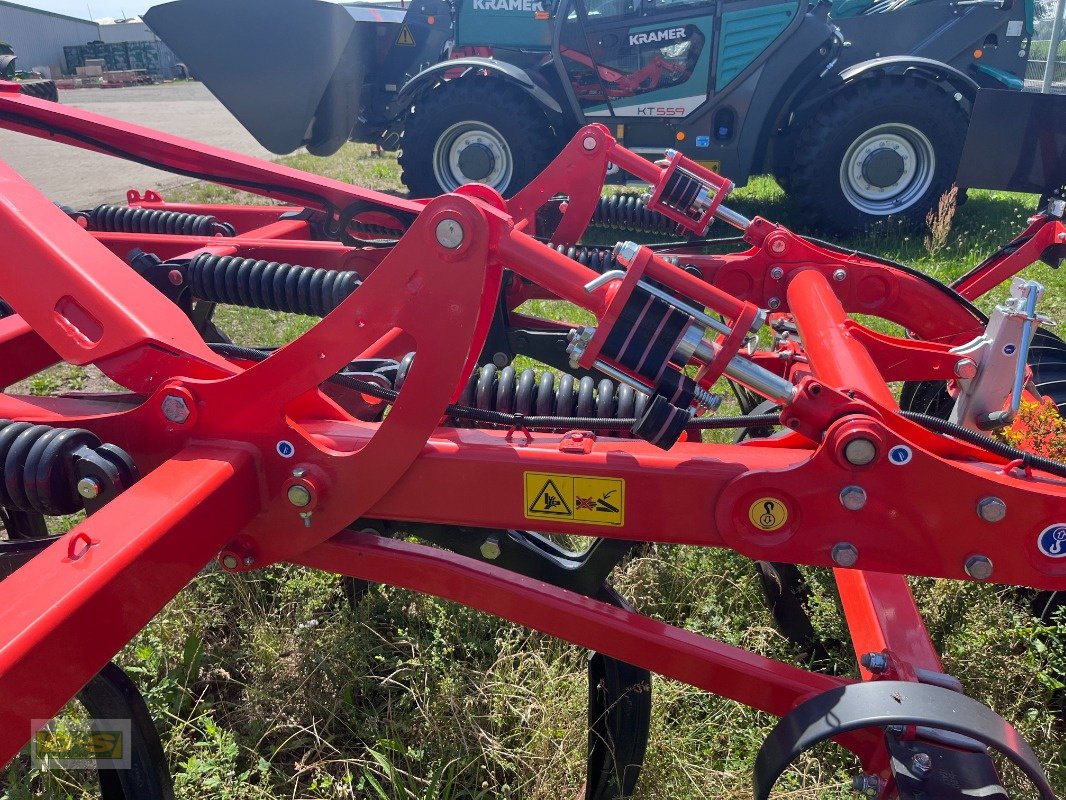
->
3;142;1066;799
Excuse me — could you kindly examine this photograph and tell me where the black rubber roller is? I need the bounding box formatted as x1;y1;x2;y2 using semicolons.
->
632;396;691;449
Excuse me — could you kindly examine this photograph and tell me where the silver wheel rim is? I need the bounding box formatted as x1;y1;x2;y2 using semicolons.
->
432;121;513;193
839;123;936;216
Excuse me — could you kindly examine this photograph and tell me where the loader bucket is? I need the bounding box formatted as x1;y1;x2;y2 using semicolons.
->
145;0;402;156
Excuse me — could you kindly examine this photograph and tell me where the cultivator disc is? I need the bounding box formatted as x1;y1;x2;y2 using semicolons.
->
0;78;1065;798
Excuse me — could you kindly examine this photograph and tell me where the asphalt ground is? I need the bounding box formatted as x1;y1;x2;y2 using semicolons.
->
0;82;277;209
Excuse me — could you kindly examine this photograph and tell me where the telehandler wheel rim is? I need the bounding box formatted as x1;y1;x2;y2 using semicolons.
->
433;121;514;193
839;123;935;215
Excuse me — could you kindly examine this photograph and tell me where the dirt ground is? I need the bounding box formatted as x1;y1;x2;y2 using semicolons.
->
0;82;278;208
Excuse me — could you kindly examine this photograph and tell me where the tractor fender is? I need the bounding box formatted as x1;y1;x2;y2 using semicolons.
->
837;56;980;103
783;55;979;138
388;57;564;122
0;55;15;77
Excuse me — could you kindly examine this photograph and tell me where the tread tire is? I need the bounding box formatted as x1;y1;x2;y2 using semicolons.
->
399;79;558;198
789;76;967;235
18;78;58;103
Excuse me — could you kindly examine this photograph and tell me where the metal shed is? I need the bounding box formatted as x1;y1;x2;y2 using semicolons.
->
0;1;98;77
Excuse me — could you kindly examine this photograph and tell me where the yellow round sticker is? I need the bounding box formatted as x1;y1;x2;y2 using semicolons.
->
748;497;788;532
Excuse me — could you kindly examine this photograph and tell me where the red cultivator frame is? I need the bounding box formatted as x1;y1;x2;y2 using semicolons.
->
1;80;1066;799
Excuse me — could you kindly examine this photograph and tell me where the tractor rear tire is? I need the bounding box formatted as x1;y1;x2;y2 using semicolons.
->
18;78;58;103
399;79;559;198
789;77;967;235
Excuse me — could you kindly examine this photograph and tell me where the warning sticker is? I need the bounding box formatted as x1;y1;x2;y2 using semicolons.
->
524;472;624;526
748;497;787;532
396;24;416;45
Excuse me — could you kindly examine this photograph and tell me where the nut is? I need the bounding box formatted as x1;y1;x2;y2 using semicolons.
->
435;218;464;249
832;269;847;282
770;266;784;280
768;297;781;310
831;542;859;567
860;652;889;673
976;496;1006;523
839;485;867;511
76;476;101;500
480;536;502;560
852;773;882;797
161;393;191;425
965;554;993;581
911;751;932;778
954;358;978;380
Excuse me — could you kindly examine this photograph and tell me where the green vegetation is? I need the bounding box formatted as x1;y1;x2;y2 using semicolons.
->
3;143;1066;799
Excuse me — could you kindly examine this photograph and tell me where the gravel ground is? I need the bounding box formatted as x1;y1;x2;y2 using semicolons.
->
0;82;279;208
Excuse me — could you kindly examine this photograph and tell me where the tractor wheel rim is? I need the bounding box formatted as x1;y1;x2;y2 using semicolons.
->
839;124;936;216
433;121;513;193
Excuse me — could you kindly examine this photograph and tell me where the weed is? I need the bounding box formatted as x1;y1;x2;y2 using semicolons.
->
923;184;959;256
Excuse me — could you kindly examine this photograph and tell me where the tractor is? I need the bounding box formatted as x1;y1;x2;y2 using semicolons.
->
0;41;57;103
145;0;1031;233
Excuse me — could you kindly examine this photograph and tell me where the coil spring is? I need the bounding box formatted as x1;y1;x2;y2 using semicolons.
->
348;219;405;237
550;244;679;273
394;355;649;431
84;205;236;237
0;421;127;516
591;194;681;236
185;254;363;317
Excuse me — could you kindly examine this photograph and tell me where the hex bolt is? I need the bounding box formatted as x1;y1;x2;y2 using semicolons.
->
220;553;239;570
480;536;502;560
76;476;101;500
615;241;640;267
833;269;848;282
843;437;877;466
768;297;781;310
831;542;859;567
161;393;191;425
965;554;994;581
911;751;932;778
839;485;867;511
770;266;784;280
582;135;597;151
435;218;464;249
860;651;890;674
976;496;1006;523
852;773;882;797
287;484;312;508
954;358;978;380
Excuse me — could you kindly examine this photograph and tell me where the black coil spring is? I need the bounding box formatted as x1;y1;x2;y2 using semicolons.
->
550;244;679;273
591;194;681;235
0;421;106;515
186;254;363;317
84;205;236;237
394;354;649;431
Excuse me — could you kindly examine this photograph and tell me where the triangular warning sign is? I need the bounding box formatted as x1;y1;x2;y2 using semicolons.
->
528;479;571;515
396;25;416;46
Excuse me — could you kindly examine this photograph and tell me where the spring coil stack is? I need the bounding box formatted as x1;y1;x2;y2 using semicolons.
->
550;245;679;273
82;205;236;237
185;254;363;317
394;354;649;433
0;421;133;516
591;194;682;236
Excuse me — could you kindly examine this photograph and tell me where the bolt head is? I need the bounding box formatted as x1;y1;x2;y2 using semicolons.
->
965;554;994;581
833;268;847;282
770;266;784;280
161;393;191;425
843;437;877;467
768;297;781;310
831;542;859;567
954;358;978;380
243;555;255;567
839;485;867;511
977;496;1006;523
769;238;787;255
168;269;184;286
287;484;312;508
582;134;597;151
615;241;640;267
911;751;932;777
480;537;502;560
220;553;239;570
852;773;882;797
76;476;101;499
435;218;464;249
860;651;889;673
